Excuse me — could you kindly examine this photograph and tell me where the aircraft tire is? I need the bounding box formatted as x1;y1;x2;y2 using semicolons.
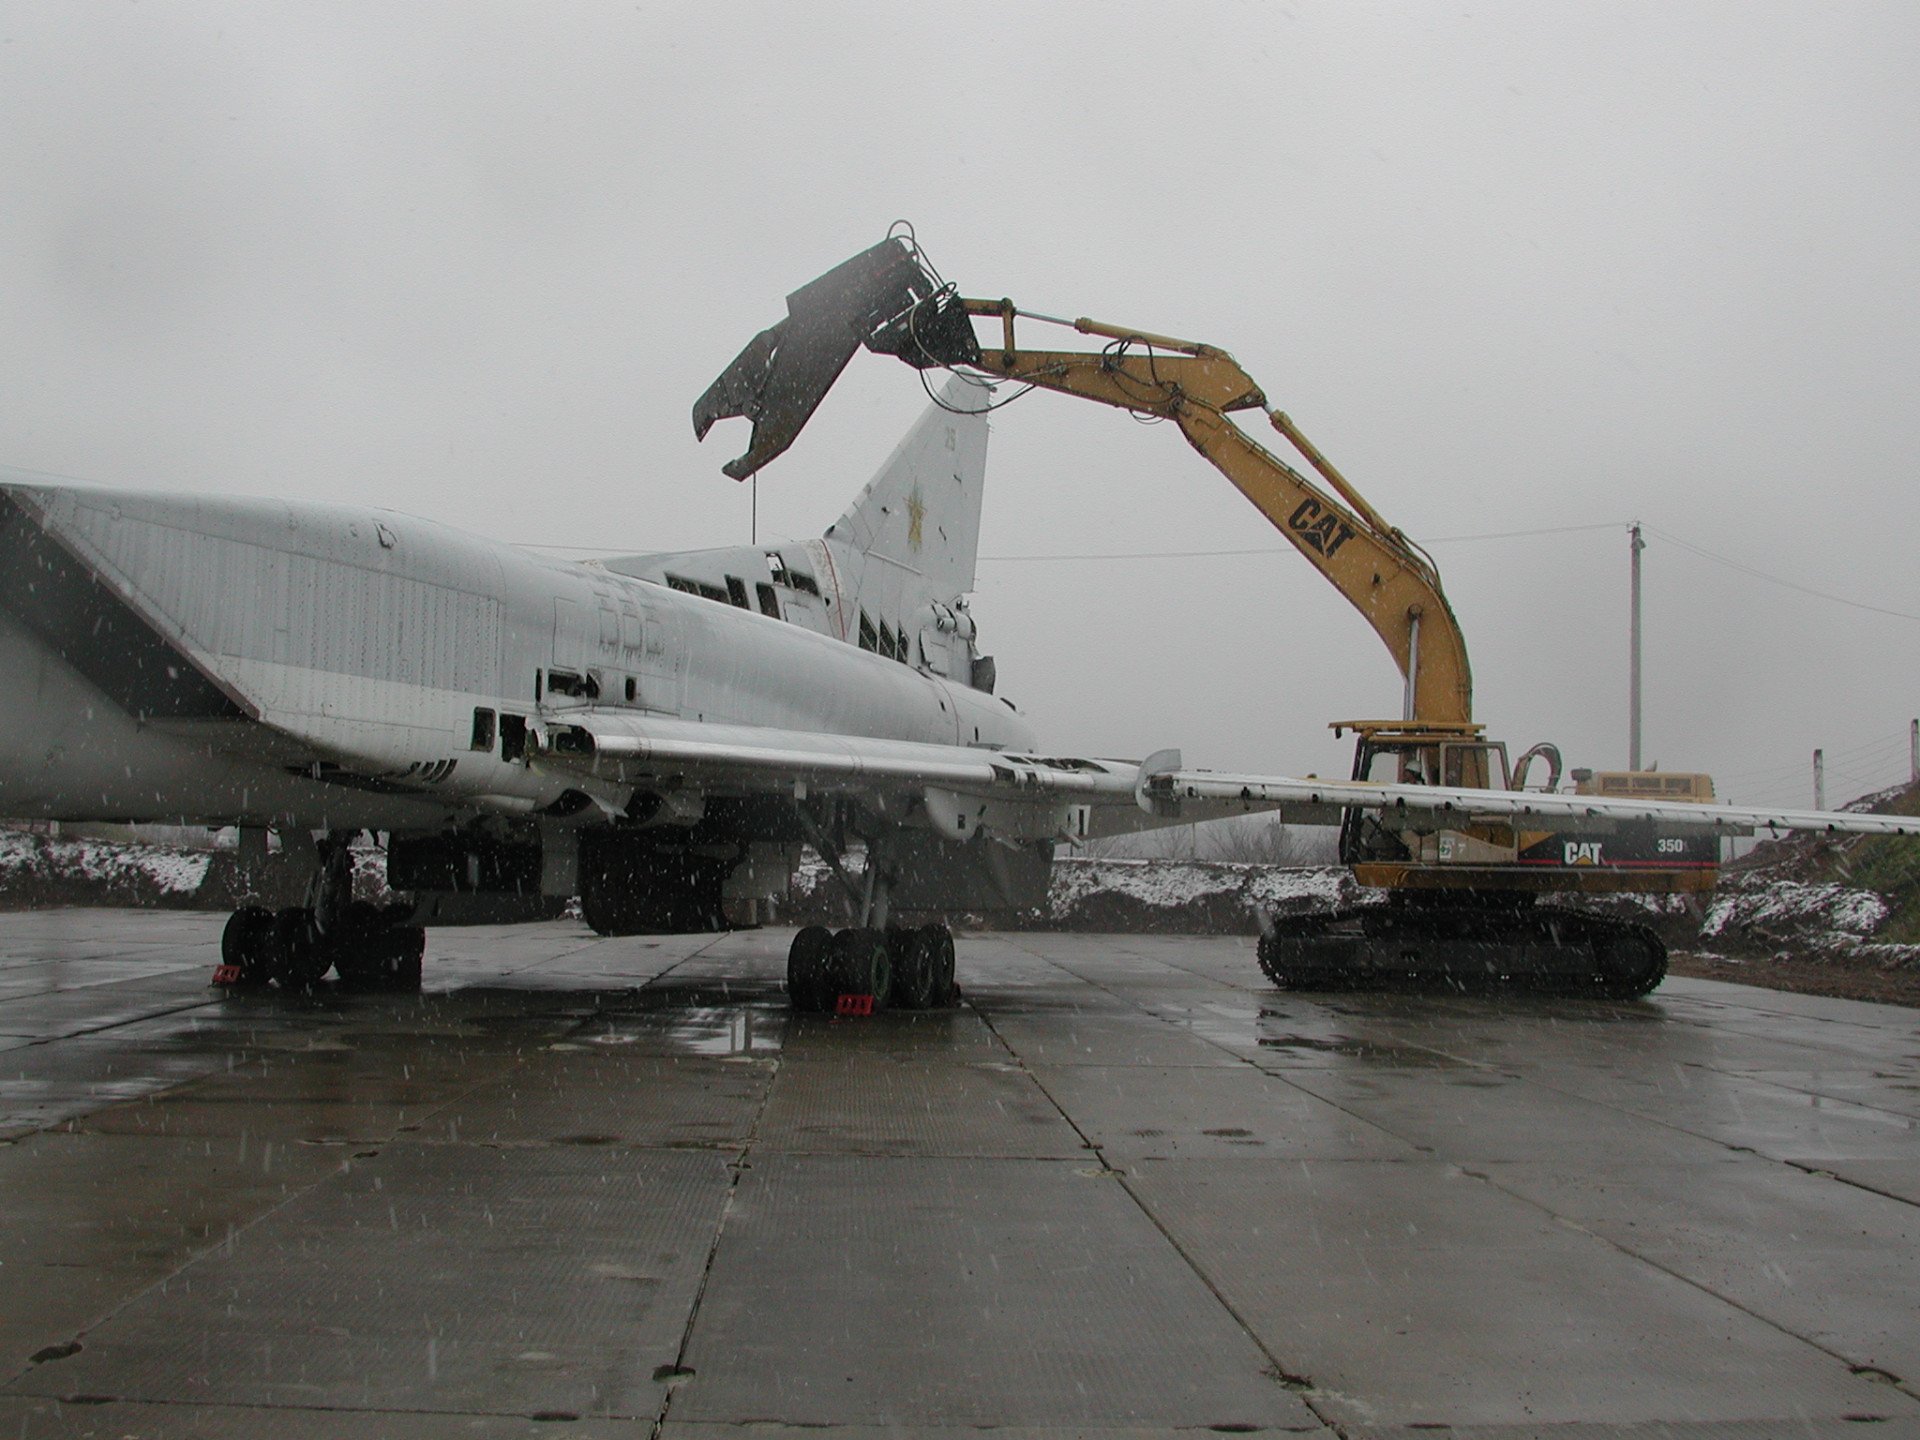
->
829;928;891;1008
338;898;382;939
580;884;640;937
220;905;275;984
921;925;957;1007
271;908;329;987
332;905;398;990
786;925;834;1011
892;927;940;1010
392;927;426;993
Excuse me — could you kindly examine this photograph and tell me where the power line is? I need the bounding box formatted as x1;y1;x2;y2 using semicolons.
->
976;521;1625;563
1716;730;1909;783
517;518;1920;624
1643;524;1920;623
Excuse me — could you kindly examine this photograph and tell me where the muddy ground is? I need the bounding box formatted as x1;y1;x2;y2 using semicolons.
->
1665;948;1920;1009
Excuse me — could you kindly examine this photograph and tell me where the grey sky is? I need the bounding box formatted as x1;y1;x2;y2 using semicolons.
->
2;1;1915;808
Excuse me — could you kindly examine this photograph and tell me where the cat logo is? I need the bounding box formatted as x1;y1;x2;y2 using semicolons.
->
1563;841;1605;865
1288;498;1356;559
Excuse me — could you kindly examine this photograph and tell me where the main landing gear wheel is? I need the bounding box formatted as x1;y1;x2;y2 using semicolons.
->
219;905;275;986
829;928;892;1009
890;925;957;1010
786;925;834;1011
214;903;425;994
785;925;957;1012
270;907;330;988
333;906;427;993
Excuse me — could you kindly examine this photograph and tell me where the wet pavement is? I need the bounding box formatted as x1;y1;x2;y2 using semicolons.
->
1;911;1918;1438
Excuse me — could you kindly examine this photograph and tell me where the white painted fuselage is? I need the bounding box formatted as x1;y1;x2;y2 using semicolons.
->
0;475;1031;833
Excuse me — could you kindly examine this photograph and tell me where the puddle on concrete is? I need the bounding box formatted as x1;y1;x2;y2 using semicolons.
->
1256;1032;1461;1068
583;1005;782;1058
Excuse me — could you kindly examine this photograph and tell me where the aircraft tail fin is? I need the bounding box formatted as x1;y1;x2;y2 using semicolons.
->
824;374;991;609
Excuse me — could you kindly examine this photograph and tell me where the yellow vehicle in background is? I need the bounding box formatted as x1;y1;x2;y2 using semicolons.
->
1575;771;1717;803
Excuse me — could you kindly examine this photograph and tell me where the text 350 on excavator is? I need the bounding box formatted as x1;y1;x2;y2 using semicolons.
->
693;230;1718;998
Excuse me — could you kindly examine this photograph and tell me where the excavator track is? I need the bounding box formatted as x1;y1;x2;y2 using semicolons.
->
1257;898;1667;1000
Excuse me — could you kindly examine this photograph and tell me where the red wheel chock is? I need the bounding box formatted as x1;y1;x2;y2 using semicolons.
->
210;964;246;987
833;994;875;1017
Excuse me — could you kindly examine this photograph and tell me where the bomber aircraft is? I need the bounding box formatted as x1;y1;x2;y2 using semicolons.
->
0;375;1912;1005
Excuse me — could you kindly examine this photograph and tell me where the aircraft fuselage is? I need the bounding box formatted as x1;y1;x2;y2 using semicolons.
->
0;477;1032;834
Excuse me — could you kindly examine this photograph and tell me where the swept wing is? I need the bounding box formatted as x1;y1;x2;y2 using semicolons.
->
536;711;1919;843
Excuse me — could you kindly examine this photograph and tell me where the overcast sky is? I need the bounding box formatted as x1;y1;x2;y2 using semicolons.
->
2;2;1915;808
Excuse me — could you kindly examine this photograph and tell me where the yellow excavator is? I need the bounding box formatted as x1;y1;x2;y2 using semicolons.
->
694;231;1714;995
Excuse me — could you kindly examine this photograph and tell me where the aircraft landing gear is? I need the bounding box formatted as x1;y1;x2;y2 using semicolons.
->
218;905;275;986
215;902;425;992
889;924;956;1010
782;818;957;1014
328;902;427;991
785;924;955;1013
213;832;425;992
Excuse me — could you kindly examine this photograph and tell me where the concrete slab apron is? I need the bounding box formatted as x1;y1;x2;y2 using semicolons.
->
1124;1156;1903;1430
672;1152;1316;1431
9;1141;739;1421
1483;1151;1920;1385
662;994;1321;1428
7;914;1920;1437
984;936;1920;1431
0;1130;350;1373
0;1394;646;1440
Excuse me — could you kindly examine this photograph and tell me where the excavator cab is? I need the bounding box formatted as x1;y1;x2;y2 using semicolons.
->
1334;721;1508;870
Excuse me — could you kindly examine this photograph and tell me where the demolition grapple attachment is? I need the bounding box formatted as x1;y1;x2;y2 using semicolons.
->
692;236;979;479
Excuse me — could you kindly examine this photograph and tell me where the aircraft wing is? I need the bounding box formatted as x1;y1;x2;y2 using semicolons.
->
535;711;1920;842
1149;770;1920;838
535;711;1150;841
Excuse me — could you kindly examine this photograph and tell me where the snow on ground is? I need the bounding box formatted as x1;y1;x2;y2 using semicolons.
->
0;830;210;900
1049;857;1356;919
1702;877;1889;940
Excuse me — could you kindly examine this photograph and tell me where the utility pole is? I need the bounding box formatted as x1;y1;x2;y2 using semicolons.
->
1814;748;1826;811
1911;718;1917;786
1629;523;1644;771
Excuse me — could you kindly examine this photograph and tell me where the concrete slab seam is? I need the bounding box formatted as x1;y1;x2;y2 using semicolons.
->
1502;1052;1920;1206
642;955;785;1440
968;998;1352;1438
1453;1161;1920;1411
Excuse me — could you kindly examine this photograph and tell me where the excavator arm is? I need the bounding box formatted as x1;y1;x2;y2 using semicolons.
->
962;313;1474;731
695;237;1472;731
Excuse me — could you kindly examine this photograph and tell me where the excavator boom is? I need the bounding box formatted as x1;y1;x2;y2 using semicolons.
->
695;237;1473;730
